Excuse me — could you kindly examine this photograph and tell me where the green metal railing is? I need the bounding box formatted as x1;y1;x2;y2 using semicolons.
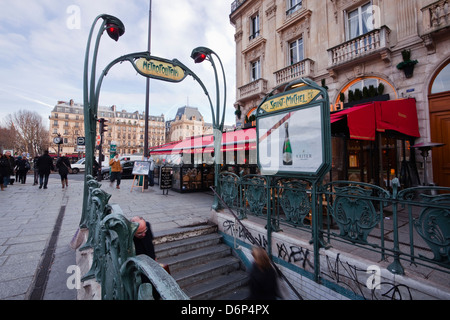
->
219;173;450;280
79;175;188;300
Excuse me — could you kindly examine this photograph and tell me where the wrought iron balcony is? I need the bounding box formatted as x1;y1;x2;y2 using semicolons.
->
237;78;268;102
328;26;391;70
274;59;315;86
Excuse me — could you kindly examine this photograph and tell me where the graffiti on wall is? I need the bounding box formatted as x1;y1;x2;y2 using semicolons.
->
222;219;414;300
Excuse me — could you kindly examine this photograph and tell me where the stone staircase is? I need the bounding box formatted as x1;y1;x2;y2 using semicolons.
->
154;224;249;300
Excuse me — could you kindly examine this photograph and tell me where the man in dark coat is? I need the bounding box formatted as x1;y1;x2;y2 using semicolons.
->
3;151;15;187
36;150;55;189
131;216;156;259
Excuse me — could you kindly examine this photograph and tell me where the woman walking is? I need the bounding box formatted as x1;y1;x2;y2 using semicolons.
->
56;154;71;189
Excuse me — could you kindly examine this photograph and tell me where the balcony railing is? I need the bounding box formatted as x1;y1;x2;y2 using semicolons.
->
421;0;450;34
274;59;315;86
328;26;391;67
237;78;268;101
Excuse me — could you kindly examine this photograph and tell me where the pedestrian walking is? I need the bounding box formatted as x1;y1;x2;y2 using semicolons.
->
56;153;72;189
248;246;278;300
15;156;30;184
33;155;40;185
3;151;15;187
36;150;54;189
148;154;155;187
0;152;10;191
109;153;122;189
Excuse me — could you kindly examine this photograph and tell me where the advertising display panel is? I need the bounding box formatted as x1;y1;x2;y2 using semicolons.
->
256;78;331;180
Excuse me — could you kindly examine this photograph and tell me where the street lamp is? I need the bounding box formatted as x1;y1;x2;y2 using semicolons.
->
191;47;227;210
81;14;125;228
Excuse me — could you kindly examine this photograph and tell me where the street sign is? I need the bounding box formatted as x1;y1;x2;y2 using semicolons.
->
77;137;85;145
134;57;187;82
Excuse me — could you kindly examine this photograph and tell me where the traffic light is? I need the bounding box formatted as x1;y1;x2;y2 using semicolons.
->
106;23;125;41
192;52;207;64
99;118;108;135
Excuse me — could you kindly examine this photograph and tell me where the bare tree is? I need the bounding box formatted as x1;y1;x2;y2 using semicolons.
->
3;110;49;157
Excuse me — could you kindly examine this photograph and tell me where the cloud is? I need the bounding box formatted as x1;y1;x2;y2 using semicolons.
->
0;0;237;127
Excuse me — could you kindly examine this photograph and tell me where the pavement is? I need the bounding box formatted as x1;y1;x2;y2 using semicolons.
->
0;174;215;300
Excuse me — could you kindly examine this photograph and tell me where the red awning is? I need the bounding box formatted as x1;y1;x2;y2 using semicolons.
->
374;98;421;137
150;127;256;155
330;98;420;141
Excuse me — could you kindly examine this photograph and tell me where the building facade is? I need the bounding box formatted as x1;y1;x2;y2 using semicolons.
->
165;106;213;143
230;0;450;187
49;100;165;160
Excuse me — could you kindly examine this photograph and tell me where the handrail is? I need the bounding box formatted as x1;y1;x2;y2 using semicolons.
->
210;186;304;300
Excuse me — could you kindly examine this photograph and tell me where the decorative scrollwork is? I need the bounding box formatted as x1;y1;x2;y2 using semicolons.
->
121;255;189;300
278;180;310;226
99;213;138;300
331;186;380;243
219;172;239;208
243;176;267;217
414;194;450;266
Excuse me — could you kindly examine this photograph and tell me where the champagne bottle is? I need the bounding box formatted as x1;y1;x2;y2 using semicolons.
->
282;122;293;165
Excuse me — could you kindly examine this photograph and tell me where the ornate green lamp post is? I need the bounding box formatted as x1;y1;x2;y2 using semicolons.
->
190;47;227;210
80;14;125;227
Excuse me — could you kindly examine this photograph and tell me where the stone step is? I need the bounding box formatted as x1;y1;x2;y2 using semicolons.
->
157;244;231;273
152;223;249;300
182;271;249;300
155;233;222;259
153;223;218;245
172;256;241;288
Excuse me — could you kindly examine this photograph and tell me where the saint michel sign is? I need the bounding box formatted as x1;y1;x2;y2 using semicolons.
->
256;78;332;180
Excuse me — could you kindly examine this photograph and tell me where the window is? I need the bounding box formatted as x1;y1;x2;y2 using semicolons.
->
289;38;304;65
431;63;450;94
251;60;261;81
286;0;302;15
346;2;373;40
250;14;260;40
348;78;378;93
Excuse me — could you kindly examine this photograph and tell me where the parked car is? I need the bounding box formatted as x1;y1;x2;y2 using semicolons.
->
71;158;86;174
99;160;137;180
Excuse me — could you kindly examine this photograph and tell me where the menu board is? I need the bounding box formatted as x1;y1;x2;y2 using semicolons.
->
160;167;173;190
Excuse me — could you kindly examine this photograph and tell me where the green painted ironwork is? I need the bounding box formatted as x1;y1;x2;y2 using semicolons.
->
220;172;450;282
79;178;188;300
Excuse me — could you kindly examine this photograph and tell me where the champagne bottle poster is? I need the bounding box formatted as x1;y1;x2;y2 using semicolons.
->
258;106;323;175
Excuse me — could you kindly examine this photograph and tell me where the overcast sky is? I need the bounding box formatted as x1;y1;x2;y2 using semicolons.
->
0;0;236;128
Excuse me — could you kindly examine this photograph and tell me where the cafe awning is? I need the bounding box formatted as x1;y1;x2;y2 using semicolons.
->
330;98;420;141
150;127;256;155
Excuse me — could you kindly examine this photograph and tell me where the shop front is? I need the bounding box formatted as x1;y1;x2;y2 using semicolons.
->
330;98;421;188
150;128;257;192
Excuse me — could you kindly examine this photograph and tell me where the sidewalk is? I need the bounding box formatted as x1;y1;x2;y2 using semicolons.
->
0;175;215;300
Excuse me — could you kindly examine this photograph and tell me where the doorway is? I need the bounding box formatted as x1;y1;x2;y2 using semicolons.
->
428;61;450;187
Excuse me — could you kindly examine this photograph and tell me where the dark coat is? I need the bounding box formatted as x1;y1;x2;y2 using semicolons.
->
15;158;30;172
56;156;71;175
37;153;55;175
133;221;156;259
5;156;15;175
0;156;10;177
248;263;278;300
